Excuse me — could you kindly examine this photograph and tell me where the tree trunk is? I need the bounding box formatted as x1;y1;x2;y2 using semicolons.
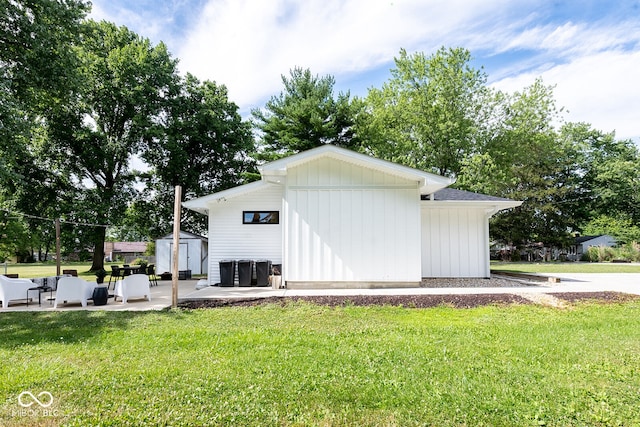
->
90;226;106;271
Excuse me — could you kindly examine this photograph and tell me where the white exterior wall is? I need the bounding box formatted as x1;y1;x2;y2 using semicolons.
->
207;183;283;285
284;157;422;285
421;205;489;278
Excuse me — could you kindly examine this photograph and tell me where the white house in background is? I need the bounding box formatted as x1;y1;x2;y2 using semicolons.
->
183;145;521;288
567;235;616;261
155;231;208;275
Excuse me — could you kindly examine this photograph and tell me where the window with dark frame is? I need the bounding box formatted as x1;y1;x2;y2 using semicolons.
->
243;211;279;224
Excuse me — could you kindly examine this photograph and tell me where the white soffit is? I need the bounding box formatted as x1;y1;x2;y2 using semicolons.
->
182;181;270;215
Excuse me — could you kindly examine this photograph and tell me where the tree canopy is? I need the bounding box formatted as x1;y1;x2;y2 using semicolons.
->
1;0;90;261
252;67;363;161
1;5;638;264
138;73;255;237
359;48;640;250
361;47;489;176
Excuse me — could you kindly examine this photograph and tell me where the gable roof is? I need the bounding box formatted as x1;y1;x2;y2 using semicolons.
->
259;145;454;194
575;235;615;244
183;146;523;216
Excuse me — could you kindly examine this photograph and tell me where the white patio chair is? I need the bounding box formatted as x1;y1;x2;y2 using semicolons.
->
114;274;151;303
53;277;97;308
0;275;39;308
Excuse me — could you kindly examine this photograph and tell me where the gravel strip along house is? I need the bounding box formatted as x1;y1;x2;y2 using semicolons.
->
183;145;522;288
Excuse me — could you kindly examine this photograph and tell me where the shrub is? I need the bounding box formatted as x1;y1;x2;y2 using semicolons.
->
132;258;148;268
619;242;640;262
585;245;615;262
585;243;640;262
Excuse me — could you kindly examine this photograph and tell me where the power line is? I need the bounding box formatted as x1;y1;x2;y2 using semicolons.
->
0;208;110;228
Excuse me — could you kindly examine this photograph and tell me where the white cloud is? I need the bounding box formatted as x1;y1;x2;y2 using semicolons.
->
89;0;640;139
176;0;513;110
487;16;640;140
492;49;640;139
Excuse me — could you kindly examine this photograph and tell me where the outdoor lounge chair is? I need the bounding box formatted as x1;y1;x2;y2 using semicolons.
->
53;277;97;308
0;275;39;308
114;274;151;303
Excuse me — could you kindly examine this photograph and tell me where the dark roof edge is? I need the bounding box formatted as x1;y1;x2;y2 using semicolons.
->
423;188;518;202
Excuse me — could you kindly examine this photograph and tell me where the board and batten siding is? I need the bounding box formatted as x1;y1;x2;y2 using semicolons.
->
284;157;422;285
421;205;489;278
207;183;283;285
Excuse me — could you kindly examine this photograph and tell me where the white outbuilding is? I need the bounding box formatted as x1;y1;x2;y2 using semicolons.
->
183;145;521;288
155;231;208;276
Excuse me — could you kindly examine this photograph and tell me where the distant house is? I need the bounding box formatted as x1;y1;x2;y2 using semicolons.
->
104;242;148;262
568;235;616;261
183;145;521;288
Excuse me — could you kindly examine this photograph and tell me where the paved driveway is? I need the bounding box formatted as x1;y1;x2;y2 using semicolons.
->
539;273;640;295
3;274;638;312
185;273;640;299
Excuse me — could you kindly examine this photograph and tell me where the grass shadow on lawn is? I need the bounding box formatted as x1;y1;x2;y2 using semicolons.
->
0;310;189;349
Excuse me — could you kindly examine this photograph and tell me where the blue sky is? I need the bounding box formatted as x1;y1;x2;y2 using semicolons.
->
90;0;640;141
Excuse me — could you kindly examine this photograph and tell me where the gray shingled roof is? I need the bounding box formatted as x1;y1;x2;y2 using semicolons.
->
422;188;517;202
575;235;602;244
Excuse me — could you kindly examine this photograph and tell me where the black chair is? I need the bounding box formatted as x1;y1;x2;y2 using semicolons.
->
108;266;124;289
146;264;158;286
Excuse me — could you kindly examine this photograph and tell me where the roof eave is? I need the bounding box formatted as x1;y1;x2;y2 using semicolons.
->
259;146;455;191
421;199;523;216
182;181;271;215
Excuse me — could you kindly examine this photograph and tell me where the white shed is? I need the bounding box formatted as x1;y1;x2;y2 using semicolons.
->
155;231;208;275
183;146;521;288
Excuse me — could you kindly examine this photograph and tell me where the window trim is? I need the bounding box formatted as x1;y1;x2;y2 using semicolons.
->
243;211;280;224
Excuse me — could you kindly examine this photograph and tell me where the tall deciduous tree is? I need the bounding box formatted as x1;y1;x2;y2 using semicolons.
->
569;123;640;225
252;67;362;160
139;73;255;237
480;80;586;248
362;47;490;176
43;20;177;270
0;0;89;106
1;0;88;188
1;0;89;260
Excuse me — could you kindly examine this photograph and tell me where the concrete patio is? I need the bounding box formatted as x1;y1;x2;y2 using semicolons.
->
1;273;638;312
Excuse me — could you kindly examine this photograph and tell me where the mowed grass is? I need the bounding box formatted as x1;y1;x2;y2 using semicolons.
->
2;262;108;279
1;301;639;426
491;261;640;274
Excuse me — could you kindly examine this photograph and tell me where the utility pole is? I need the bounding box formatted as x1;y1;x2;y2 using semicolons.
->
171;186;182;309
55;218;61;276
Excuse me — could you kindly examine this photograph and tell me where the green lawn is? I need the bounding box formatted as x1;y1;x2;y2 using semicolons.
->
1;301;639;426
2;262;114;279
491;261;640;274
